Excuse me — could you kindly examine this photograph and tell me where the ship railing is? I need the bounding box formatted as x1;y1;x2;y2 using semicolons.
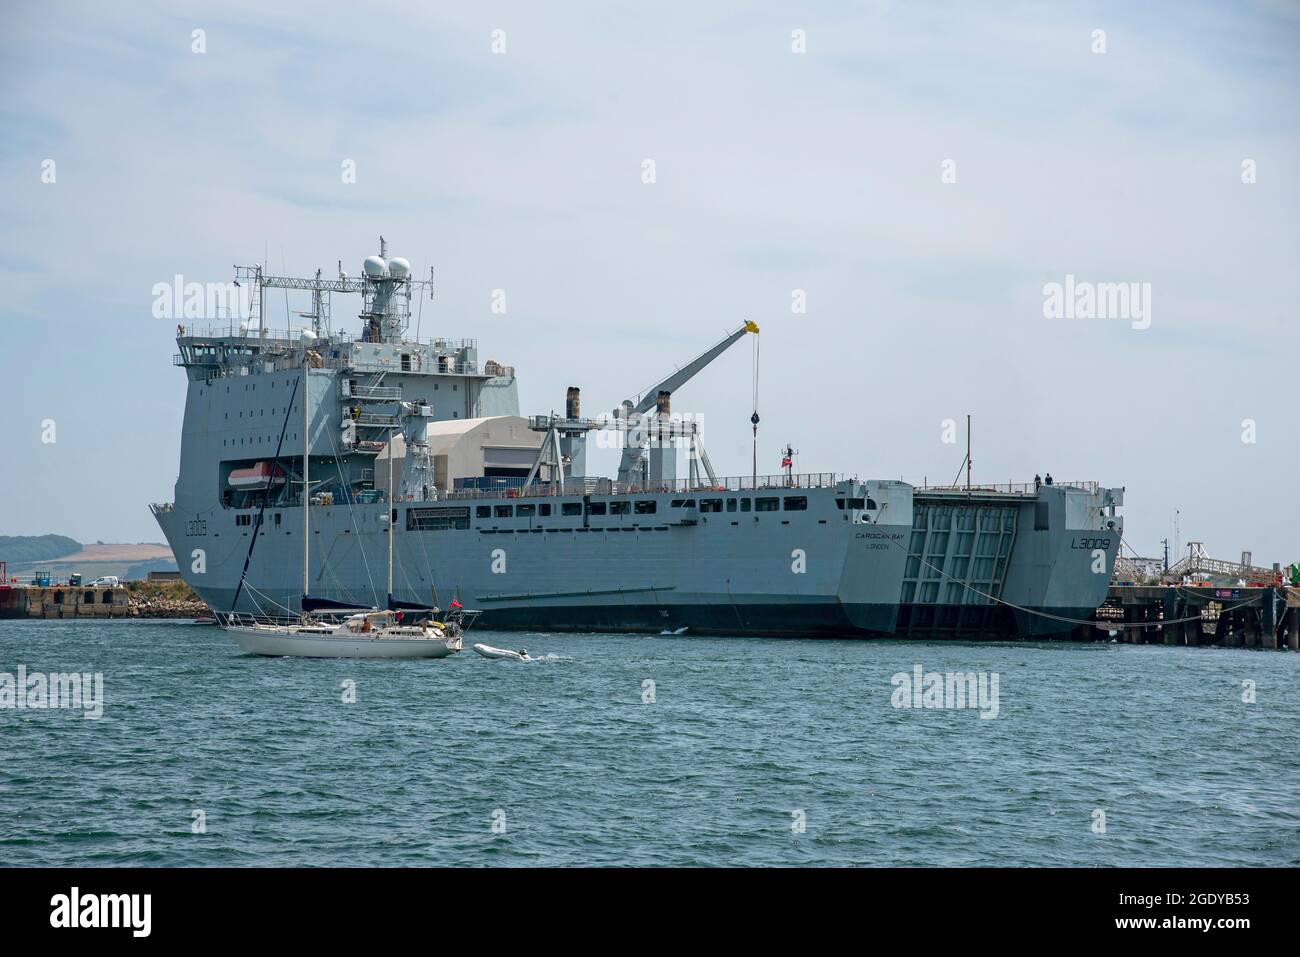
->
354;413;401;428
426;359;481;375
178;324;331;344
177;325;478;352
219;611;306;629
348;357;480;375
349;385;403;401
437;472;844;501
916;480;1100;495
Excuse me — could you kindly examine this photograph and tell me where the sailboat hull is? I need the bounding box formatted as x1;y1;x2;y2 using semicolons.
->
226;626;460;659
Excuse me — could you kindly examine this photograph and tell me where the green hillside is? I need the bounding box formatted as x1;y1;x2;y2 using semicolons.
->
0;534;81;564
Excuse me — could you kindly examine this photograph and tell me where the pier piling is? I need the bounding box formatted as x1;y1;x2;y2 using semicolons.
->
1096;584;1295;651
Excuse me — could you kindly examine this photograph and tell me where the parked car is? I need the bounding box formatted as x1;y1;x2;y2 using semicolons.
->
89;576;120;587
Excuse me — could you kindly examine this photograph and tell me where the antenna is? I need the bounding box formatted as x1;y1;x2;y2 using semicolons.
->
751;325;760;487
966;414;972;491
948;414;972;490
282;247;291;338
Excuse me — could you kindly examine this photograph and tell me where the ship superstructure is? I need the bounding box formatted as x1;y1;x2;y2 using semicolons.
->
153;238;1122;639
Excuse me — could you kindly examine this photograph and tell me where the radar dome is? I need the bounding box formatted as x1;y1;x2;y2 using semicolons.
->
387;257;411;279
300;328;318;344
362;255;388;278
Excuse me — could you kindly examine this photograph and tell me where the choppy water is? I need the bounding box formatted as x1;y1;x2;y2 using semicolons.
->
1;618;1297;866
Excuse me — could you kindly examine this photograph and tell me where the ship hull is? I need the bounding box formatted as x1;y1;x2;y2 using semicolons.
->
155;483;915;639
156;480;1122;641
458;599;899;637
894;485;1122;640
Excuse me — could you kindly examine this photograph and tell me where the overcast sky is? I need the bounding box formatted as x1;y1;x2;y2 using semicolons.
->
1;0;1297;563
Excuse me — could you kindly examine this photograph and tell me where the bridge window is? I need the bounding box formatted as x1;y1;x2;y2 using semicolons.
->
476;506;491;518
610;501;631;515
726;498;737;512
700;499;723;513
561;502;583;516
539;503;552;517
407;506;470;531
740;498;751;512
586;501;606;515
755;497;779;512
783;496;807;511
494;505;513;518
516;503;536;517
634;500;657;514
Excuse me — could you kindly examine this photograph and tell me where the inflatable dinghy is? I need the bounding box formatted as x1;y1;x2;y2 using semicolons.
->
473;643;532;661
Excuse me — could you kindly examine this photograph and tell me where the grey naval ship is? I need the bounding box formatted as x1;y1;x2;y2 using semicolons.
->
153;238;1124;639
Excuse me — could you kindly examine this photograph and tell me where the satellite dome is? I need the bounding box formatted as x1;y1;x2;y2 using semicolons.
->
362;255;387;278
300;328;318;344
387;257;411;279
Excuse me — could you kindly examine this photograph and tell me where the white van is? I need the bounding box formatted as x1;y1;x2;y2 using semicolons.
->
89;576;120;587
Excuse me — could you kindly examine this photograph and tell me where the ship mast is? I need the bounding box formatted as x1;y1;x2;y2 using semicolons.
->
302;336;310;604
387;428;395;608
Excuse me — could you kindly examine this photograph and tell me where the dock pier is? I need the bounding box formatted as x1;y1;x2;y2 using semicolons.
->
0;584;131;620
1092;585;1296;650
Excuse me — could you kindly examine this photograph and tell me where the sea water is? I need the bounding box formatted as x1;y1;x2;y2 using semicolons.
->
1;619;1296;866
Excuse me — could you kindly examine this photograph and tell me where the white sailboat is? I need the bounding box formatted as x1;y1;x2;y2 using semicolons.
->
221;331;467;658
225;609;464;658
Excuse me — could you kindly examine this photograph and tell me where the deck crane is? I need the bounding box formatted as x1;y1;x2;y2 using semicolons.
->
615;320;759;485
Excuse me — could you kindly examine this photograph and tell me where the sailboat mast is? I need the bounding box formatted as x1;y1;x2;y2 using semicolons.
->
302;344;310;601
387;428;395;605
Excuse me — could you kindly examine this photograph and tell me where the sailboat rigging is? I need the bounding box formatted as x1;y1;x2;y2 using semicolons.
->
218;330;475;658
